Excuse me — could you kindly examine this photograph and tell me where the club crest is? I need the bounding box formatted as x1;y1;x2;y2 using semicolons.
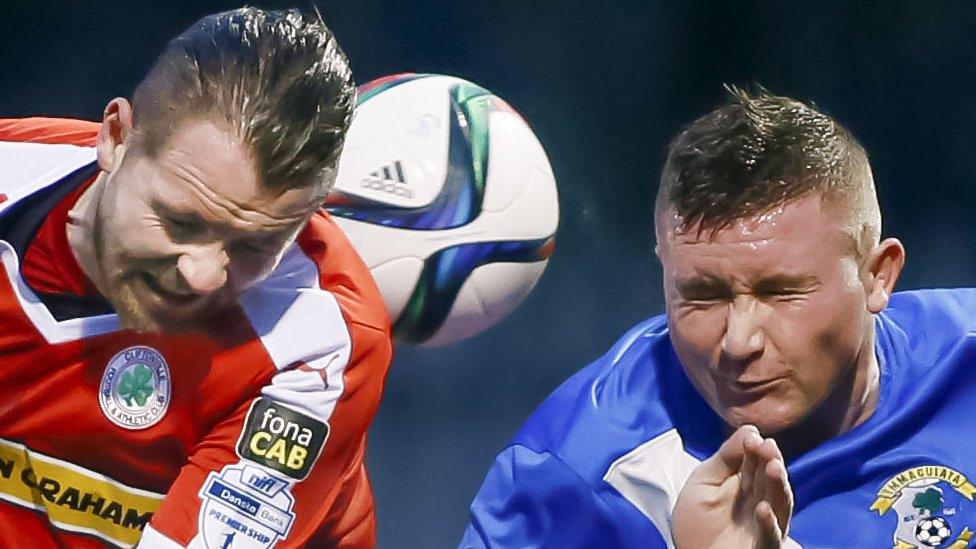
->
99;346;171;430
871;465;976;548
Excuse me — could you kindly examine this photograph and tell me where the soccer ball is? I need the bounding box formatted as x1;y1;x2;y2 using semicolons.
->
915;516;952;547
326;74;559;347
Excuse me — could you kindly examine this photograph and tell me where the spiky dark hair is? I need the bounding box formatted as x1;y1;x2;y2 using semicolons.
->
656;85;875;238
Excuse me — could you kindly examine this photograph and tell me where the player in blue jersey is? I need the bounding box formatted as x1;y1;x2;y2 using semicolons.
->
463;87;976;548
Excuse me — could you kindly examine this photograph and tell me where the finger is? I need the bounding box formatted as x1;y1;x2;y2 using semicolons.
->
697;425;761;483
752;437;792;536
754;436;783;464
750;438;778;496
752;444;768;504
763;451;793;535
740;438;759;495
754;500;783;549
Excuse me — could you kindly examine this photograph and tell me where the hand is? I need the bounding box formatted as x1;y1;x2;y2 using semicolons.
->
671;425;794;549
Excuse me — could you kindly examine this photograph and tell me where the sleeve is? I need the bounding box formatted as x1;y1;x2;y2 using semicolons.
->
138;291;392;548
461;445;670;549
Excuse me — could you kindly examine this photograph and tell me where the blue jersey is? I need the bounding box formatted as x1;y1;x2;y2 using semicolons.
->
462;289;976;548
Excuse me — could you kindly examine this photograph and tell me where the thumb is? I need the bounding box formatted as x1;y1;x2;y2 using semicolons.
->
695;425;761;484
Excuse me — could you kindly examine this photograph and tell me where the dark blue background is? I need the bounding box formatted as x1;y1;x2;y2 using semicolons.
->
2;2;975;546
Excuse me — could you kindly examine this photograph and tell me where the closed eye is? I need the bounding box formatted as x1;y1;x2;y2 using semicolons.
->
163;215;206;241
686;293;728;302
759;289;813;302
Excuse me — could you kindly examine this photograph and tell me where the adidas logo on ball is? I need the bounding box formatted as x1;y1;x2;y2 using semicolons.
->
360;160;412;198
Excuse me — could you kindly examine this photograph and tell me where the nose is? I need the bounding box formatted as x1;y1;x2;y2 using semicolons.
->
721;296;766;362
177;244;230;295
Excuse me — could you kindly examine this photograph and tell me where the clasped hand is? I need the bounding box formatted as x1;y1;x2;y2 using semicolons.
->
671;425;794;549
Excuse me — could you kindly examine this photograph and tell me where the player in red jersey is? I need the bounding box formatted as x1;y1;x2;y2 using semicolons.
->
0;8;391;548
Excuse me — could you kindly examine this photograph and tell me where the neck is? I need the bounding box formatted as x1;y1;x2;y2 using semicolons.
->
775;327;881;461
66;171;109;296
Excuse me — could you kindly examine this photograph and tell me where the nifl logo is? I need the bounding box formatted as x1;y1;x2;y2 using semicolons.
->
360;160;412;198
243;468;288;498
99;346;171;430
249;475;276;492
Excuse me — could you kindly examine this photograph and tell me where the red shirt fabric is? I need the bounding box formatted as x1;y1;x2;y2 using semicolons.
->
0;118;392;548
22;175;97;296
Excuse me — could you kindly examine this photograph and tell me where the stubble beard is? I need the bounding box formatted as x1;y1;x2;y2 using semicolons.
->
92;206;162;333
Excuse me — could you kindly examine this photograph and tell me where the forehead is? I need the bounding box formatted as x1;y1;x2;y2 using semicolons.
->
658;194;853;276
150;120;318;224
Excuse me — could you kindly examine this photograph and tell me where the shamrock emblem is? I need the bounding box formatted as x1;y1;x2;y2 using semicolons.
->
117;363;154;407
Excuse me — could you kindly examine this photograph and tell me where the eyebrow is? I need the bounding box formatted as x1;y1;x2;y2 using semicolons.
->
154;200;206;224
675;273;820;296
153;199;299;240
166;162;311;228
675;275;730;296
752;274;820;292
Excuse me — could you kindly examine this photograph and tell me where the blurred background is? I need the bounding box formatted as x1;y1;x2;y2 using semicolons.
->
3;1;975;546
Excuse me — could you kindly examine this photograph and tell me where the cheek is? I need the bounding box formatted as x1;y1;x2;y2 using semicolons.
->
772;286;866;387
100;185;173;259
669;308;725;353
106;218;173;261
666;305;726;378
227;254;279;290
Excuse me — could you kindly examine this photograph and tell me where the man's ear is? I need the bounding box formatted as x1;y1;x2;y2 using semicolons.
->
865;238;906;314
653;221;665;261
96;98;133;173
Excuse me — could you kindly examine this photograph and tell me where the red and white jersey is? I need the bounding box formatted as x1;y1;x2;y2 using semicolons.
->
0;118;393;548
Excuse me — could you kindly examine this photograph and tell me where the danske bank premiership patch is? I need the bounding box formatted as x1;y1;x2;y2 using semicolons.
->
236;398;328;480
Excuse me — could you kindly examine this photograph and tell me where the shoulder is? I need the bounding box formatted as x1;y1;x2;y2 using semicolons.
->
510;315;688;483
873;289;976;388
295;210;391;335
0;117;100;146
880;289;976;358
883;288;976;331
471;316;707;545
246;209;391;348
241;212;392;368
237;212;392;418
465;442;670;548
0;118;99;204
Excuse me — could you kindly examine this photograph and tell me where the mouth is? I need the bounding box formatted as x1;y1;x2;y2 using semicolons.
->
136;272;202;309
725;375;789;395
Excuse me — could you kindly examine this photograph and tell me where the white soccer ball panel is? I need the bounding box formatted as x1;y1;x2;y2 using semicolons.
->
471;165;558;246
482;110;553;214
334;77;466;208
422;260;548;348
367;256;426;321
331;217;407;268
